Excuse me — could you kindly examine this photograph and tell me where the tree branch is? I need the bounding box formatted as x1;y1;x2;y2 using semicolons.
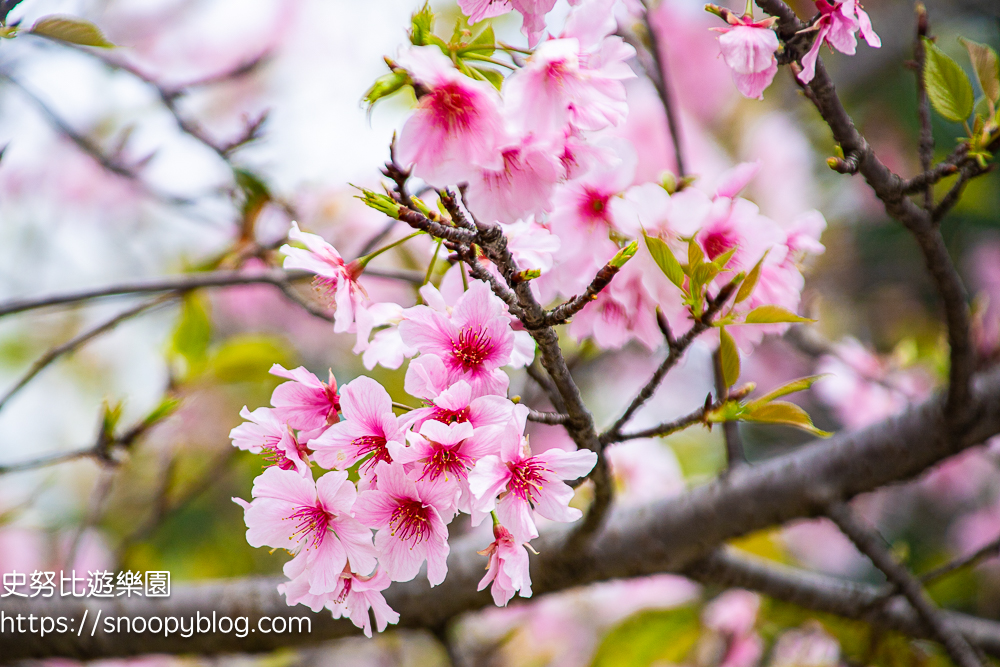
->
640;0;687;177
7;365;1000;659
825;501;984;667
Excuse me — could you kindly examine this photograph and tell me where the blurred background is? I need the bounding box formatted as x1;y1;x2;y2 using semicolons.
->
0;0;998;665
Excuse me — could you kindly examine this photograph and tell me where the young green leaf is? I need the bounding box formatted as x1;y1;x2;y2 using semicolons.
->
719;327;740;389
741;401;831;437
712;245;738;270
170;294;211;374
644;233;685;288
746;375;826;410
409;3;434;45
363;70;410;108
923;37;975;123
30;16;115;48
743;305;815;324
471;66;504;90
687;238;704;268
464;23;495;54
734;251;768;304
961;37;1000;104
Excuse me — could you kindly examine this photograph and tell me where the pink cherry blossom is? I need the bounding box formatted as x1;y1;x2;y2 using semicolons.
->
391;418;505;517
463;138;565;224
503;38;634;141
403;378;514;432
469;406;598;542
478;522;533;606
230;406;310;475
398;280;515;397
395;45;506;186
798;0;881;85
459;0;513;23
713;17;780;100
569;257;664;351
309;376;404;483
238;467;378;595
352;462;454;585
326;567;399;638
511;0;558;46
269;364;340;432
280;222;366;333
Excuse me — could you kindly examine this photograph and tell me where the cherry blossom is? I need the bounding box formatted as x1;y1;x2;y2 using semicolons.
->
326;567;399;638
309;376;404;483
269;364;340;433
395;45;506;185
462;139;565;225
798;0;881;85
230;406;310;475
237;467;378;595
402;378;514;432
352;462;454;585
469;406;598;542
477;521;533;606
398;280;515;397
280;222;366;334
712;15;780;99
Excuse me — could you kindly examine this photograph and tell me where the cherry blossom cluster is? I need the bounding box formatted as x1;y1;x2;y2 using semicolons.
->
709;0;880;99
231;0;833;638
232;274;597;636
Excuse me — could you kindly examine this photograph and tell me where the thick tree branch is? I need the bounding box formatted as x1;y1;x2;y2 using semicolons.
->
8;367;1000;660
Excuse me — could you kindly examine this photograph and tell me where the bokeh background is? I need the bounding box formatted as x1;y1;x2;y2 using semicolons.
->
0;0;999;665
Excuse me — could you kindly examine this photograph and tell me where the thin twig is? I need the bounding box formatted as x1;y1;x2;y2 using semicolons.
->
545;258;625;327
913;5;935;210
640;0;687;176
612;399;718;442
920;536;1000;586
602;280;738;443
0;296;173;412
826;501;984;667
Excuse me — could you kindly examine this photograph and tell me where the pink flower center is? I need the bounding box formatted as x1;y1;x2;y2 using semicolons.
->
428;405;471;424
262;444;297;471
701;230;737;262
312;275;341;302
388;499;432;545
286;504;332;549
429;83;477;132
333;576;353;604
354;435;392;474
507;458;548;504
323;385;341;425
419;443;470;482
578;187;612;228
452;325;493;372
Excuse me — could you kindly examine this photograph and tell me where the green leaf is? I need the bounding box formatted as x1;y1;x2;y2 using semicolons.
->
746;375;826;409
99;400;124;439
464;23;495;55
687;239;704;269
591;605;702;667
30;16;114;48
743;305;814;324
208;336;292;384
355;187;403;219
923;37;975;123
719;327;740;389
471;66;504;90
712;245;738;270
961;38;1000;104
610;241;638;268
742;400;831;437
644;233;684;288
139;396;182;429
735;251;768;304
170;294;212;376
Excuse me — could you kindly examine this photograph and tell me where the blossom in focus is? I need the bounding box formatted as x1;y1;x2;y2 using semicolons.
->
395;45;506;185
399;280;515;397
230;406;311;475
309;376;404;484
712;15;780;99
352;462;453;585
280;222;366;334
469;406;598;542
463;139;565;224
326;567;399;638
798;0;881;84
238;468;378;595
269;364;340;432
402;378;514;432
478;522;533;606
